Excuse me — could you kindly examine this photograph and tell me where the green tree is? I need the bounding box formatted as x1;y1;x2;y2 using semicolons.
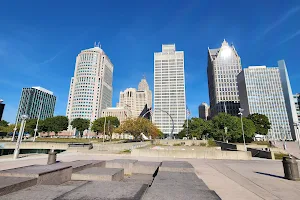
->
0;120;9;127
240;117;256;143
24;119;37;136
178;118;211;139
40;116;68;134
247;113;271;135
71;118;90;137
92;116;120;135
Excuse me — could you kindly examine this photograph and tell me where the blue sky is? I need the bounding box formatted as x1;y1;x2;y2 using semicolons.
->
1;0;300;123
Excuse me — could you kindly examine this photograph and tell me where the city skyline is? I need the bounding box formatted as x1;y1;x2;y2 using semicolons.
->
1;1;300;123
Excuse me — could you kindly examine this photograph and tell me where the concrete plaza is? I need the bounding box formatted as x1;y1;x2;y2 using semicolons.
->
0;153;300;199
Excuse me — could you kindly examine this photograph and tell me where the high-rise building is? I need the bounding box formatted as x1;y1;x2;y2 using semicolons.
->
207;40;242;117
293;93;300;122
117;77;152;117
237;61;298;141
153;44;186;137
101;107;131;123
0;100;5;121
16;87;56;123
198;103;210;120
66;44;114;123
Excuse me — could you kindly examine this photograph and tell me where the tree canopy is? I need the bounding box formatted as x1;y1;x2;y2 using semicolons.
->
0;120;9;127
178;118;211;139
91;116;120;134
40;116;68;133
247;113;271;135
71;118;90;137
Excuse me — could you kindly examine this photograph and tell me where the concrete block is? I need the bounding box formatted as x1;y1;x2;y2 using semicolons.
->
0;181;87;200
0;164;72;185
0;176;37;196
56;181;148;200
71;167;124;181
90;160;106;167
160;161;195;173
122;173;154;185
106;159;138;175
59;160;105;173
132;161;161;175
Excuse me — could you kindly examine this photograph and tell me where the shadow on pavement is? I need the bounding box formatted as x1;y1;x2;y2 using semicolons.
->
255;171;285;179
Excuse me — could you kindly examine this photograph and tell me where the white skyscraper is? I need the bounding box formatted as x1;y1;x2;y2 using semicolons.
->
66;43;114;123
153;44;186;137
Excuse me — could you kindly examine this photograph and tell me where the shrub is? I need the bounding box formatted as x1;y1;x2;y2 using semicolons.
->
200;143;207;147
207;139;217;147
173;143;181;146
274;153;289;160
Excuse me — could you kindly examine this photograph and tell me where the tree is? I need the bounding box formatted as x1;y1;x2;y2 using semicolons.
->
116;117;160;139
247;113;271;135
71;118;90;138
0;120;9;127
240;117;256;143
24;119;38;136
40;116;68;134
92;116;120;140
178;118;211;139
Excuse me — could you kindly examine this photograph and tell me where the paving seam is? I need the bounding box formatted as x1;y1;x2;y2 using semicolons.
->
52;181;90;200
207;161;281;200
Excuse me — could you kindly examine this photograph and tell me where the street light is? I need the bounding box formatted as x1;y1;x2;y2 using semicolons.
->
293;122;300;149
13;114;28;159
238;108;246;151
33;99;43;142
280;126;287;150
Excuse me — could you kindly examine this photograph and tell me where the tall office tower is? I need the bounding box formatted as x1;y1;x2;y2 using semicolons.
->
153;44;186;137
16;87;56;123
198;103;210;120
0;100;5;121
293;93;300;122
237;61;298;141
66;44;114;123
118;77;152;117
207;40;242;117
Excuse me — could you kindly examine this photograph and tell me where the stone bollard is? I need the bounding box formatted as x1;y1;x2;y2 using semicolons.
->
282;156;300;181
47;151;57;165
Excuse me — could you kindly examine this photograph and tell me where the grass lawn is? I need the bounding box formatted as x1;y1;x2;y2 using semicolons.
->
35;138;100;143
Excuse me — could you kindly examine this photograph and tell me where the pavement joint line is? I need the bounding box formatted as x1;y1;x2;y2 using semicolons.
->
52;181;90;200
206;161;281;200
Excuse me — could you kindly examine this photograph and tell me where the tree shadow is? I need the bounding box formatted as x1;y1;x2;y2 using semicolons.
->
255;171;285;179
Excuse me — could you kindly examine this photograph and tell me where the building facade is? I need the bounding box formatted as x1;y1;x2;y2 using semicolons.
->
207;40;242;117
101;107;131;123
237;62;298;141
16;87;56;123
198;103;210;120
153;44;186;137
0;100;5;121
66;44;114;124
293;93;300;123
117;77;152;117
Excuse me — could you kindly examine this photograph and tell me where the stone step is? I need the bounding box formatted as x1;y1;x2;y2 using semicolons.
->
57;181;148;200
123;173;154;185
132;161;161;175
0;164;72;185
106;159;138;175
160;161;195;173
0;176;37;197
59;160;105;173
0;181;87;200
71;167;124;181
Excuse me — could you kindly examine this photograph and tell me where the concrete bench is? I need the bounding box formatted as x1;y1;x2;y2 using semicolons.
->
0;176;37;196
160;161;195;173
106;159;138;175
59;160;105;173
56;181;148;200
71;167;124;181
132;161;161;175
0;164;72;185
122;173;154;185
0;181;88;200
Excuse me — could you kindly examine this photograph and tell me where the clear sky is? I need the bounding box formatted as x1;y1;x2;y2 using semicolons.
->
1;0;300;123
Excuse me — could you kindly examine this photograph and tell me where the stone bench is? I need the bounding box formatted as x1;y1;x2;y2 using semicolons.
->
0;176;37;196
122;173;154;185
59;160;105;173
159;161;195;173
71;167;124;181
0;164;72;185
106;159;137;175
132;161;161;175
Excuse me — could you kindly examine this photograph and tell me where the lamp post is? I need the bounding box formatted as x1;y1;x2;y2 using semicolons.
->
293;123;300;149
13;114;28;159
238;108;246;151
224;127;228;142
33;99;43;142
280;126;287;150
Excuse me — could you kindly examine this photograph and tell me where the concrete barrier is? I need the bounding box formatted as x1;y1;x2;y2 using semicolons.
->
0;142;68;150
93;142;150;152
131;149;252;160
247;147;275;160
153;139;207;146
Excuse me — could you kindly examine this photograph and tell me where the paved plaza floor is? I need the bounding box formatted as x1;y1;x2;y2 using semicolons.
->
0;153;300;200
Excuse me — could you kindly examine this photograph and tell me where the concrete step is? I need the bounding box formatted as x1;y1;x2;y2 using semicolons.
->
58;160;105;173
0;164;72;185
0;176;37;196
106;159;138;175
123;173;154;185
160;161;195;173
132;161;161;175
0;181;87;200
57;181;148;200
71;167;124;181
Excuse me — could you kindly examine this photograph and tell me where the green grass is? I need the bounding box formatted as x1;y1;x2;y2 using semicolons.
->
119;149;131;154
35;138;98;143
251;141;271;147
274;153;289;160
199;143;207;147
173;143;182;146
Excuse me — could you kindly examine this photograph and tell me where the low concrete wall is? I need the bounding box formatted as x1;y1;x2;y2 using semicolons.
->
93;142;150;152
215;141;238;151
247;147;274;160
131;149;251;160
154;139;207;146
0;142;69;150
150;146;221;151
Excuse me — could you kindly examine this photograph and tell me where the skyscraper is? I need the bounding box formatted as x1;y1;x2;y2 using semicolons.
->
16;87;56;123
207;40;242;117
198;103;210;120
66;44;114;123
117;77;152;117
293;93;300;122
153;44;186;137
237;61;298;141
0;100;5;121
